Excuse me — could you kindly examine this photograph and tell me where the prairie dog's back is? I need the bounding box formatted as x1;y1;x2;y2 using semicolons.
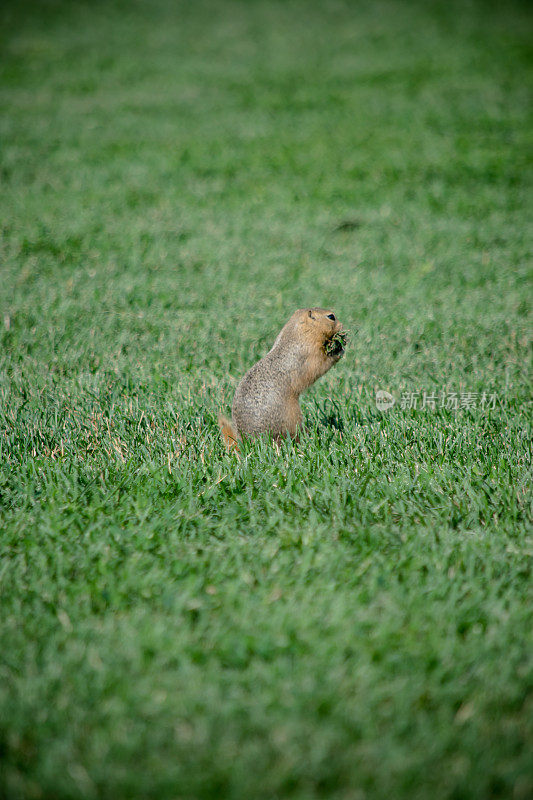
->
232;347;301;438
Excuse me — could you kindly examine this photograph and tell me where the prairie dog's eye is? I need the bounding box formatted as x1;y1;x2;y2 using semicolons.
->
326;313;336;321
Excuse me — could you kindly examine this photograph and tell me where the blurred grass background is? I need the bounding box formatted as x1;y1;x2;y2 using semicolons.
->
0;1;532;798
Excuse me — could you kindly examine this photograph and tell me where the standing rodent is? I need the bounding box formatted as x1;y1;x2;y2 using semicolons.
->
218;307;347;448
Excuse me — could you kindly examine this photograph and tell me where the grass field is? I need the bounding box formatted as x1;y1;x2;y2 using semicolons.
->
1;0;532;798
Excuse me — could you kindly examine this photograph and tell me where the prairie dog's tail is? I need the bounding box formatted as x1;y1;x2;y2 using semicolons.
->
218;415;240;451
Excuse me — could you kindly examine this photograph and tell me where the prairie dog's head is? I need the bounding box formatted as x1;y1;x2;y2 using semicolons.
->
285;307;346;359
303;307;343;335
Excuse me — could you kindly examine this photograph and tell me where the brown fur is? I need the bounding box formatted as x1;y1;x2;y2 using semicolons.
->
219;308;345;448
217;415;240;451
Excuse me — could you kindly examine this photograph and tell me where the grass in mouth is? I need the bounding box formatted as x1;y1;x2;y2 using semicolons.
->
325;330;349;356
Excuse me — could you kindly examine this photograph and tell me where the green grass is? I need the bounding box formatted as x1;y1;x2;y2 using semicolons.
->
1;0;532;798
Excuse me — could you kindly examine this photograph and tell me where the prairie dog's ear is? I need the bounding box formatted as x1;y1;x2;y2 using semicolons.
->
308;310;316;320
